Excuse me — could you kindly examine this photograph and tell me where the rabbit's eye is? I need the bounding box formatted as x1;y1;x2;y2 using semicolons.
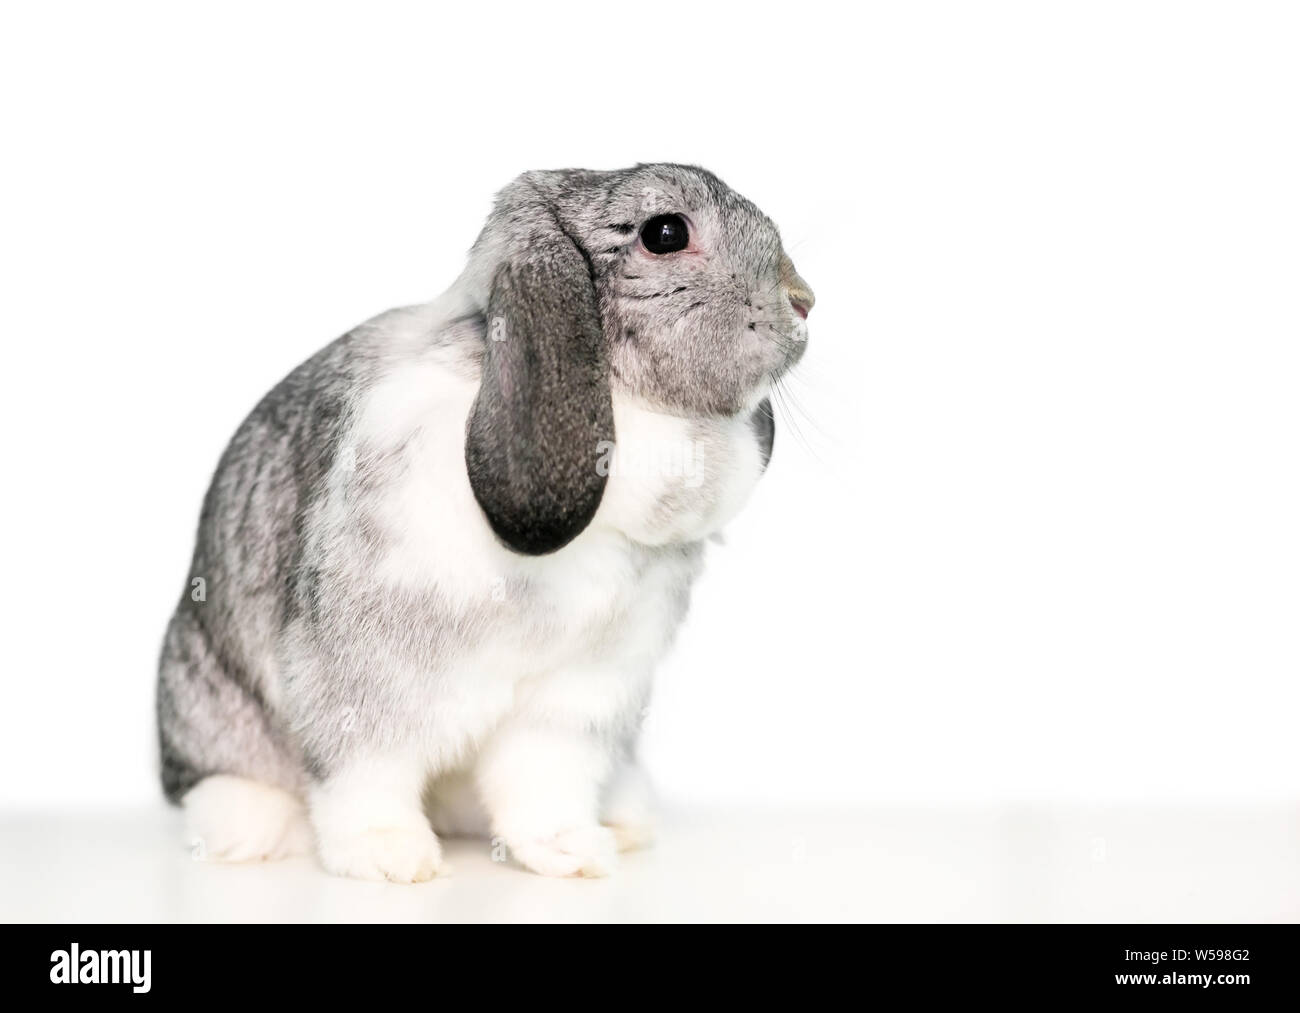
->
640;214;690;255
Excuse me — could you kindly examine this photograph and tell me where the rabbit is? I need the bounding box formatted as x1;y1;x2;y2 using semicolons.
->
157;163;814;881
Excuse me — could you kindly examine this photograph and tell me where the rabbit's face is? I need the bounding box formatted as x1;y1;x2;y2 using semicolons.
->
464;164;813;554
531;165;814;417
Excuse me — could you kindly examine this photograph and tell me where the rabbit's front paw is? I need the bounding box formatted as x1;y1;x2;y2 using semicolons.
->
509;825;619;878
317;826;445;883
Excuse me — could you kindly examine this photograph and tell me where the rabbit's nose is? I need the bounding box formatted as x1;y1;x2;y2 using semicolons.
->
786;280;815;319
779;255;815;319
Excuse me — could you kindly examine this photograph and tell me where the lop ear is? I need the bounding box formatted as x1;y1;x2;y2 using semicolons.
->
751;397;775;471
465;208;613;555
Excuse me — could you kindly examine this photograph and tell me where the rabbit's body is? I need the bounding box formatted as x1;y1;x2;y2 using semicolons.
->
159;164;812;879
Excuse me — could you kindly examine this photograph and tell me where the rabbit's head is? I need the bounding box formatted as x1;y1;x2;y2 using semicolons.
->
462;164;813;555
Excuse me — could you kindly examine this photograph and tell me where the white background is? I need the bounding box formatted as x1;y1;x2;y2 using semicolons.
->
2;1;1297;811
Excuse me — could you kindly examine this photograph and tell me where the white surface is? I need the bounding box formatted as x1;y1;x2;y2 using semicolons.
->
1;3;1299;816
3;805;1298;923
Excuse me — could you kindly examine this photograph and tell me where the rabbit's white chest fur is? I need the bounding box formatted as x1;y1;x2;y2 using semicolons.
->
352;340;763;608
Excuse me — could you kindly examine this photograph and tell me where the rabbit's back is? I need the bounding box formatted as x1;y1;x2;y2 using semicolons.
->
158;306;432;797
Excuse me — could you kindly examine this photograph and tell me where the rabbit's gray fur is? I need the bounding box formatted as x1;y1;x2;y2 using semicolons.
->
157;164;813;879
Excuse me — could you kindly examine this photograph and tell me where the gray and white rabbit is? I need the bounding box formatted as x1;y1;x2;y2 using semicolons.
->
157;164;814;880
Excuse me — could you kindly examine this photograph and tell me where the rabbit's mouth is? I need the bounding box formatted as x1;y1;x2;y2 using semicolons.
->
747;314;809;380
775;324;810;377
